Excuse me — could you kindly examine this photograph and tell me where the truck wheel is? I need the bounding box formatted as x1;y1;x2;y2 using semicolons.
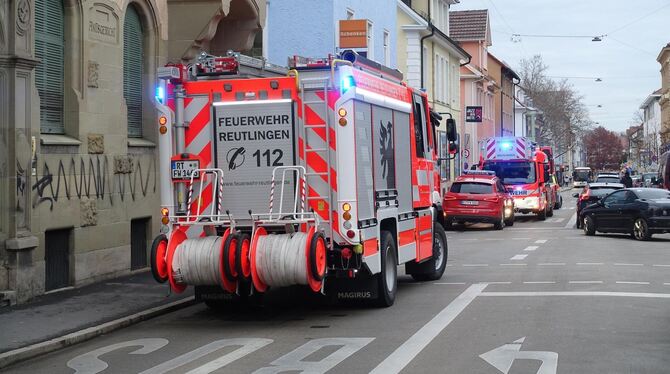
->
547;203;554;217
410;223;448;282
375;231;397;307
150;234;168;283
537;206;547;221
504;212;515;227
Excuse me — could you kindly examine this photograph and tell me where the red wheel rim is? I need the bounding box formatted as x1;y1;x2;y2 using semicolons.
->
240;238;251;279
314;236;327;278
155;239;168;280
218;228;236;293
228;237;239;278
250;227;268;293
167;228;187;294
305;227;323;292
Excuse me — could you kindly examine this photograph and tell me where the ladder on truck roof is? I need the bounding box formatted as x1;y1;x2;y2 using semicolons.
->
299;76;334;242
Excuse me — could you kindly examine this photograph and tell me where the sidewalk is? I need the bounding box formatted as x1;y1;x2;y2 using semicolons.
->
0;271;194;367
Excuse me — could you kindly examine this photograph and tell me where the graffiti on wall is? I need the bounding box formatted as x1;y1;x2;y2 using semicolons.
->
31;155;156;211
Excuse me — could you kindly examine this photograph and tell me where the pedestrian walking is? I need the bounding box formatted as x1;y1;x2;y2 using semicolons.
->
621;171;633;188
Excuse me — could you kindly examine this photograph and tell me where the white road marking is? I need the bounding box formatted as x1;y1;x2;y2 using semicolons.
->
510;237;532;240
534;240;548;244
565;213;577;228
480;291;670;299
524;246;539;251
616;281;650;285
510;254;528;260
435;282;466;285
576;262;604;265
523;281;556;284
480;337;558;374
569;281;604;284
539;263;566;266
567;207;575;210
462;264;489;267
446;264;453;267
614;263;644;266
554;218;565;223
664;283;670;286
369;284;487;374
484;281;513;284
652;264;670;267
500;263;527;266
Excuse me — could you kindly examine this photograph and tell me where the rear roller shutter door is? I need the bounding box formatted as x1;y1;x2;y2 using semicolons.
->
35;0;65;134
124;6;144;138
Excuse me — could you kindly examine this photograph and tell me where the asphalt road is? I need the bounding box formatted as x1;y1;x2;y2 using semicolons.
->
7;192;670;374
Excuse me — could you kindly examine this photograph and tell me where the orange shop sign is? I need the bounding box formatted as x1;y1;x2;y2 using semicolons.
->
339;19;368;48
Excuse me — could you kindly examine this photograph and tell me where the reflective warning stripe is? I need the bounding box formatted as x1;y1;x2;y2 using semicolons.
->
184;96;213;238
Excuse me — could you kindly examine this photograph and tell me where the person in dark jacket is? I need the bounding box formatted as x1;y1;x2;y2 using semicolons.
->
620;171;633;188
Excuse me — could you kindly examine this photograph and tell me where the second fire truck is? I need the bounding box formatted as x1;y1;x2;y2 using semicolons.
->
150;50;450;307
481;137;554;220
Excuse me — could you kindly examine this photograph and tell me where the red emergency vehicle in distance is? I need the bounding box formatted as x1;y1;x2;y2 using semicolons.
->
540;146;563;210
443;170;515;230
481;137;554;220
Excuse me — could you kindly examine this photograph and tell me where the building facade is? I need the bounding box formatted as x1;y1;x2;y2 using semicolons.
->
450;9;494;169
657;44;670;155
265;0;397;67
0;0;264;304
396;0;469;183
640;89;662;167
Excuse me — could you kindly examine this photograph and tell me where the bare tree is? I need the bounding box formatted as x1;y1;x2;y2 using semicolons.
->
517;55;593;154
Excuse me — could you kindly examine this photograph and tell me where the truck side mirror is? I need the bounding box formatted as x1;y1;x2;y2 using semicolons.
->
446;118;457;142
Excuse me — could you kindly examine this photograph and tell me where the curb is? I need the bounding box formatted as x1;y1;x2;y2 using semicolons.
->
0;296;196;370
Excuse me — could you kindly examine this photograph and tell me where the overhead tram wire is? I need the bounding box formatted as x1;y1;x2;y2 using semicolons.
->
603;2;670;36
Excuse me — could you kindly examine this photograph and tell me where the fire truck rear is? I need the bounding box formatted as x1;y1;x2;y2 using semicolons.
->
151;51;448;307
481;137;554;220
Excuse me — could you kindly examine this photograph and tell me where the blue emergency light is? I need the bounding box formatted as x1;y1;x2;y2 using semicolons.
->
155;85;165;104
500;142;513;151
340;75;355;93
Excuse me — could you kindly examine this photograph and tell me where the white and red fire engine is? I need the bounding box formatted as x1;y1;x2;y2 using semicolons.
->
480;137;554;220
150;50;449;307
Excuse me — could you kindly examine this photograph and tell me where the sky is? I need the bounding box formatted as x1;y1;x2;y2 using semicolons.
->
450;0;668;133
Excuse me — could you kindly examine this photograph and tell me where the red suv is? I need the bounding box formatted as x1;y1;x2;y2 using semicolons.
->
443;171;515;230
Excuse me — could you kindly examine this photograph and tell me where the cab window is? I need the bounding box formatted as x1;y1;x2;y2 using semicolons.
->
412;93;426;158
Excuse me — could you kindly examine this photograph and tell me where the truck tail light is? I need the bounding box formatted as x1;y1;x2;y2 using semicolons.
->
161;208;170;225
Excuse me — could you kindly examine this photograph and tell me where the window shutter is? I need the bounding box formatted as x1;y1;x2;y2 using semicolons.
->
35;0;64;134
124;6;143;138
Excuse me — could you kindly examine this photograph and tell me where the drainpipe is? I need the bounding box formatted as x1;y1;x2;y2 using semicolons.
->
420;0;434;89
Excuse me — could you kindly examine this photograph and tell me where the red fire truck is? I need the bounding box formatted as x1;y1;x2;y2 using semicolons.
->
481;137;554;220
151;51;449;307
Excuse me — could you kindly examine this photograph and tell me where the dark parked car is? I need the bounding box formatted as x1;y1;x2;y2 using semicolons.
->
573;183;624;228
582;188;670;240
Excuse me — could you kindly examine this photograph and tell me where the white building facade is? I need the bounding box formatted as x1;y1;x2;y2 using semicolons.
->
640;89;662;167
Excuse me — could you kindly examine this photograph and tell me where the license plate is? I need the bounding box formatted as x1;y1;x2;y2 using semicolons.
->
461;200;479;206
171;160;200;180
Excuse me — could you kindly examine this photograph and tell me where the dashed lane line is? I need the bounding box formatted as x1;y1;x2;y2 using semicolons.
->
462;264;489;267
569;281;604;284
523;246;539;251
510;254;528;260
369;284;487;374
653;264;670;267
484;281;513;284
535;240;548;244
664;283;670;286
434;282;466;285
500;263;527;266
539;262;566;266
614;263;644;266
577;262;604;265
616;281;651;285
523;281;556;284
480;291;670;299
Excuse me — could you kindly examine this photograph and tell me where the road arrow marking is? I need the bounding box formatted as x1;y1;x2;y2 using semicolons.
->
479;337;558;374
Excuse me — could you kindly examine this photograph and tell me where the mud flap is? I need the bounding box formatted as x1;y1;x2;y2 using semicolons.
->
325;274;379;303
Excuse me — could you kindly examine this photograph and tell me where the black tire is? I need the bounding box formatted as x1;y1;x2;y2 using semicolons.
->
150;234;168;283
410;224;448;282
632;218;652;241
375;231;397;307
504;213;515;227
537;205;547;221
493;209;504;230
554;195;563;210
584;215;596;236
547;203;554;217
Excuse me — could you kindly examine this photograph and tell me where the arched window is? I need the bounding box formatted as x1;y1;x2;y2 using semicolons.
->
124;5;144;138
35;0;64;134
